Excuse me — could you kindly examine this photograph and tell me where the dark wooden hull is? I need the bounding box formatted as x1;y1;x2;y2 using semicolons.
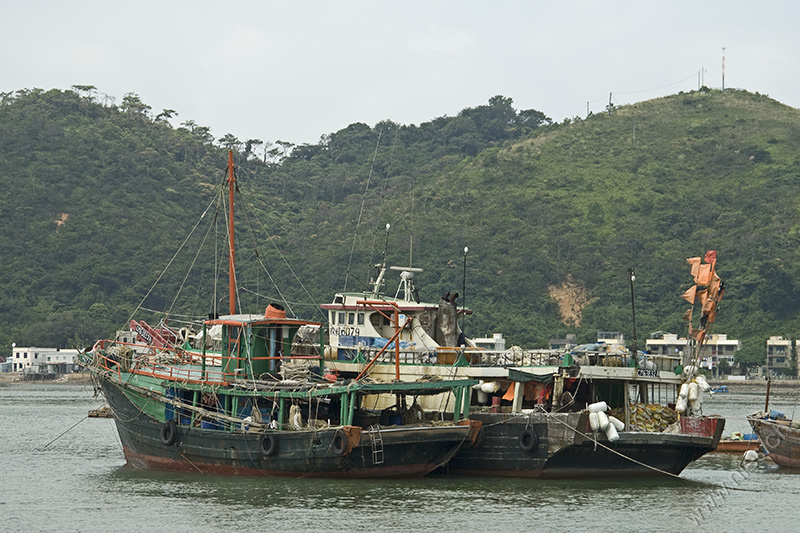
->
445;412;724;478
100;379;472;478
749;417;800;468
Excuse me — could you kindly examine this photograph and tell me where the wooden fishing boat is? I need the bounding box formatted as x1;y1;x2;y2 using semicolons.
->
78;152;480;478
748;415;800;467
748;382;800;467
321;253;726;477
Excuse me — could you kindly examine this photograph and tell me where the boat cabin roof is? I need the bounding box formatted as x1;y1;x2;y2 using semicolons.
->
204;313;321;328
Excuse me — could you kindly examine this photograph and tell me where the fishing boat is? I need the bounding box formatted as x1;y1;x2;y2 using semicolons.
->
321;253;726;477
79;152;480;478
748;413;800;467
748;382;800;467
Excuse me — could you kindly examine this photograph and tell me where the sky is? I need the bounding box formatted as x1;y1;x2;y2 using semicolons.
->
3;1;799;149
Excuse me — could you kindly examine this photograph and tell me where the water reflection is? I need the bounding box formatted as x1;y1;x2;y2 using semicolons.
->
4;383;800;532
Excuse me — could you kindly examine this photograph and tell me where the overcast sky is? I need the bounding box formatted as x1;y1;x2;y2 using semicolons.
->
3;1;798;148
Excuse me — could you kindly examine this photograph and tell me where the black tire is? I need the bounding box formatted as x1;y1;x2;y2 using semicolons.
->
518;428;539;452
259;433;278;457
160;419;178;446
331;429;348;456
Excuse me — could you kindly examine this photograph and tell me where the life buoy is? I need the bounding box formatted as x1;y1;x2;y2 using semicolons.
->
765;433;783;450
518;428;539;452
259;433;278;457
331;429;348;456
160;419;178;446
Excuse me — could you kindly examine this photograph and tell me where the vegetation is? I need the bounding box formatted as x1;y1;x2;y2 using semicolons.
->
2;86;800;368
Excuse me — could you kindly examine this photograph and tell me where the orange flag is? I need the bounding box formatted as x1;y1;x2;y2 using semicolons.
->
681;286;697;304
704;250;717;265
696;264;712;285
687;257;701;279
682;308;693;322
502;384;516;401
707;277;721;299
695;288;708;305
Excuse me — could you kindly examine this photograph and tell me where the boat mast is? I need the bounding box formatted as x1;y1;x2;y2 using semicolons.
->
227;150;236;315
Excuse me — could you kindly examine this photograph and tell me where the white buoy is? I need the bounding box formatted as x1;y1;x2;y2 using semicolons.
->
608;415;625;431
743;449;758;462
675;396;688;414
597;411;610;431
588;401;608;413
695;375;711;392
589;412;600;431
605;423;620;442
688;382;699;402
679;383;690;399
481;381;500;393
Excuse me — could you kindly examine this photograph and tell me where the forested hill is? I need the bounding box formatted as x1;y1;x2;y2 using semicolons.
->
1;87;799;367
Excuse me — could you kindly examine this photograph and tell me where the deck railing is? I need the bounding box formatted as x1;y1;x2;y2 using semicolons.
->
90;338;324;385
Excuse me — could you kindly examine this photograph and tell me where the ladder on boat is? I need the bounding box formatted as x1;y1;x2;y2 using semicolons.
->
368;425;384;465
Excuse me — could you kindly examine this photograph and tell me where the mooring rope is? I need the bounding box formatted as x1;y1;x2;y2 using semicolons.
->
43;416;88;449
549;414;762;491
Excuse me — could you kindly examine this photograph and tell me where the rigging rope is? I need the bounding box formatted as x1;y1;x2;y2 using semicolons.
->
366;127;399;283
124;189;222;330
343;130;383;293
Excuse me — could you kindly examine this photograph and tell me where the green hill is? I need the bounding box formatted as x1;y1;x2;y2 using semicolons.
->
1;86;799;368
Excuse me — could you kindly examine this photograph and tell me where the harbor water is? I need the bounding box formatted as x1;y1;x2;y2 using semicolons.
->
2;380;799;532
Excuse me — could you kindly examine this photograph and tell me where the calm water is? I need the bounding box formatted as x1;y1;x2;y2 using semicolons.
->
2;381;799;532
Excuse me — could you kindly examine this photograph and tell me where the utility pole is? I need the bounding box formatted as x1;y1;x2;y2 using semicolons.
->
721;47;726;91
628;268;638;369
462;247;469;338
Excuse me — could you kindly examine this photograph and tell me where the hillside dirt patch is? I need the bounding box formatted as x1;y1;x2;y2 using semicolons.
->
548;275;594;327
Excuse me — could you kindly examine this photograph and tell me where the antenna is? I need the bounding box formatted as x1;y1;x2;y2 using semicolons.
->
721;47;726;91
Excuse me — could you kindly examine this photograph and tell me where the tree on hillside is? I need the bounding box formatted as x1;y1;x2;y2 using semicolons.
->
120;92;152;117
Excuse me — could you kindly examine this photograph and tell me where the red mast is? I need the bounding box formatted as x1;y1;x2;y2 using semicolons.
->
227;150;236;315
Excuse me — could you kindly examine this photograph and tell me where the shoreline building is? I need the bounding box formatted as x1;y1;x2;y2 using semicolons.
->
764;335;794;379
644;332;740;376
11;346;80;375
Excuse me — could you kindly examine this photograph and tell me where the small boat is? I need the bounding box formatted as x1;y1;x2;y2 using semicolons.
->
711;385;729;393
713;432;761;453
88;405;113;418
79;152;480;478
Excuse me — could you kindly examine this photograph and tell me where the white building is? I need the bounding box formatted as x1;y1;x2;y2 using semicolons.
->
597;331;625;348
702;334;740;372
11;346;80;374
645;332;687;357
644;332;740;374
472;333;506;351
764;336;794;378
